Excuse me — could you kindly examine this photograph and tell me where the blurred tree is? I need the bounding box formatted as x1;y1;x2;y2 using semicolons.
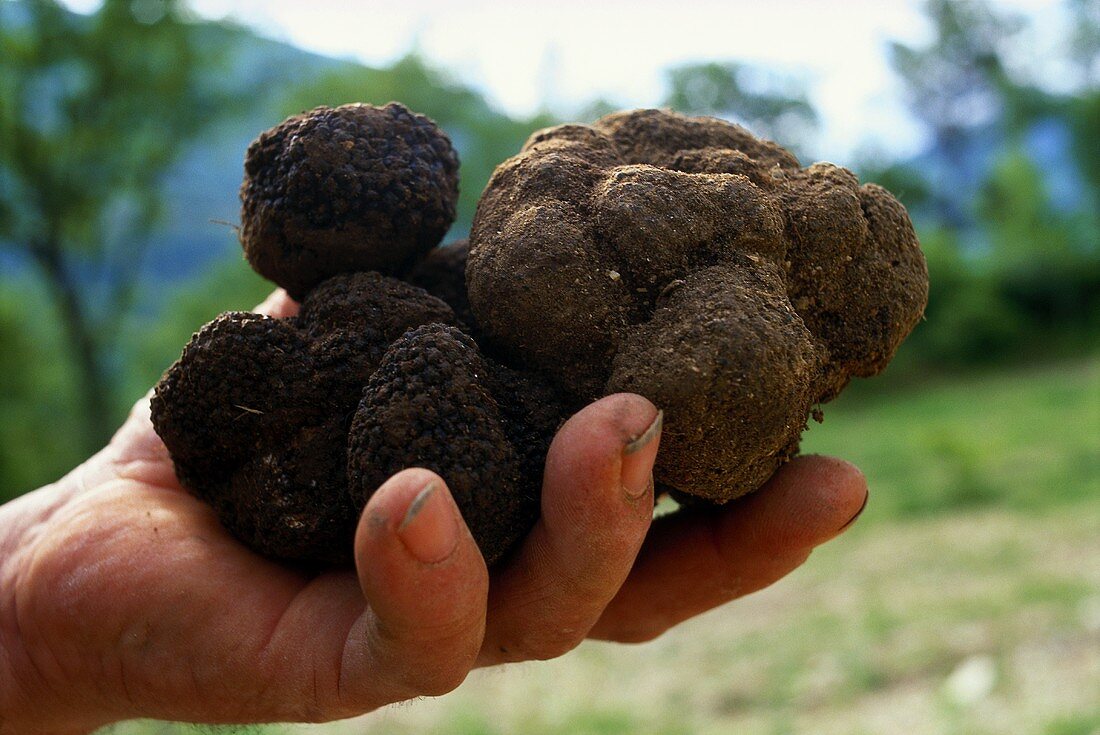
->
0;284;82;502
0;0;236;451
662;61;818;155
1068;0;1100;88
888;0;1023;228
977;147;1100;328
881;0;1100;367
282;53;556;234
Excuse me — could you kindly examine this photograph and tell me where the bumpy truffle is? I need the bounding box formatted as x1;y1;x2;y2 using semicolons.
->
239;103;460;299
467;109;928;503
152;272;563;565
348;323;560;564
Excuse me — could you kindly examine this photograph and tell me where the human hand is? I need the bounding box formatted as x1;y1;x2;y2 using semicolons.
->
0;290;867;734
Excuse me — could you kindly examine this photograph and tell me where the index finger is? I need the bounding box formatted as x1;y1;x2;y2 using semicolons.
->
254;288;299;319
588;455;868;642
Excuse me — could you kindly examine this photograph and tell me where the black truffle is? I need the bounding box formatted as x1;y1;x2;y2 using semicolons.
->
403;239;475;330
152;272;563;565
239;103;460;300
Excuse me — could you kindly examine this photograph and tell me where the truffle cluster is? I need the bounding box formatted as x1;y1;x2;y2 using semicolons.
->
153;104;563;565
152;102;927;567
152;270;562;566
467;109;928;502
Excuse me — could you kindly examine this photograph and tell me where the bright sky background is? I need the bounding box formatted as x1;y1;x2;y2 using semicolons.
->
64;0;1060;163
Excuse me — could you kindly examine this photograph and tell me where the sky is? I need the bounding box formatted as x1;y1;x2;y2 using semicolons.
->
64;0;1060;163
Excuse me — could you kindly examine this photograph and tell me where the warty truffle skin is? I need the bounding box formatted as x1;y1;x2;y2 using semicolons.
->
239;103;460;300
350;324;526;565
467;108;928;503
151;271;563;566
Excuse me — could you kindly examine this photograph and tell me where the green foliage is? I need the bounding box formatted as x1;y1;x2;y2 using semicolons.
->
802;358;1100;519
905;229;1038;366
0;0;250;450
0;0;225;248
1066;90;1100;212
888;0;1021;136
0;255;273;501
118;257;274;401
892;144;1100;369
876;0;1100;368
0;280;85;501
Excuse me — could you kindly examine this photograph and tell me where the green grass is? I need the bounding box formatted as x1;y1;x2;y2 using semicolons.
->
97;359;1100;735
801;357;1100;520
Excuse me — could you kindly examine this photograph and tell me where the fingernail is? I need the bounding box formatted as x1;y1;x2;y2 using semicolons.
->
397;480;458;563
838;491;869;532
622;410;662;499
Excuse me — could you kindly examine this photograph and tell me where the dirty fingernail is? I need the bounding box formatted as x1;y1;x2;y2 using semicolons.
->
838;491;869;533
622;410;662;499
397;480;459;563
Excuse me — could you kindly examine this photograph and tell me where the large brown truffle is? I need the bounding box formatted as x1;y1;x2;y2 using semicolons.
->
467;109;929;502
151;272;563;565
239;103;460;299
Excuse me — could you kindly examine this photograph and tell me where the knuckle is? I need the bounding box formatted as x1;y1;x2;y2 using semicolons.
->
372;614;482;699
504;626;587;662
409;658;472;696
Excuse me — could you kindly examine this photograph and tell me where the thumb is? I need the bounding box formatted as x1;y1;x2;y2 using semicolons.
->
338;468;489;712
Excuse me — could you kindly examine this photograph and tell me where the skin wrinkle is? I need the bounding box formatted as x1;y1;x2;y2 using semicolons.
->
20;537;90;695
254;583;311;673
9;553;70;721
337;612;373;712
0;559;38;719
358;612;457;704
705;514;747;599
258;572;358;717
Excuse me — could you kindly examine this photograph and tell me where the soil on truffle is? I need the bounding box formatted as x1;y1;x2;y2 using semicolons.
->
467;108;929;502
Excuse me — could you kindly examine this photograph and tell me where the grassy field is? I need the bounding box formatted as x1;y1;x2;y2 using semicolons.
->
104;357;1100;735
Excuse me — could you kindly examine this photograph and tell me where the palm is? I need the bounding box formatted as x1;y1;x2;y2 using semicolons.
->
16;402;364;722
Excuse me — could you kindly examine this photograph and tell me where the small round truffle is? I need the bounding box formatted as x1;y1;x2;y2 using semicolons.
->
467;108;929;503
239;103;460;299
